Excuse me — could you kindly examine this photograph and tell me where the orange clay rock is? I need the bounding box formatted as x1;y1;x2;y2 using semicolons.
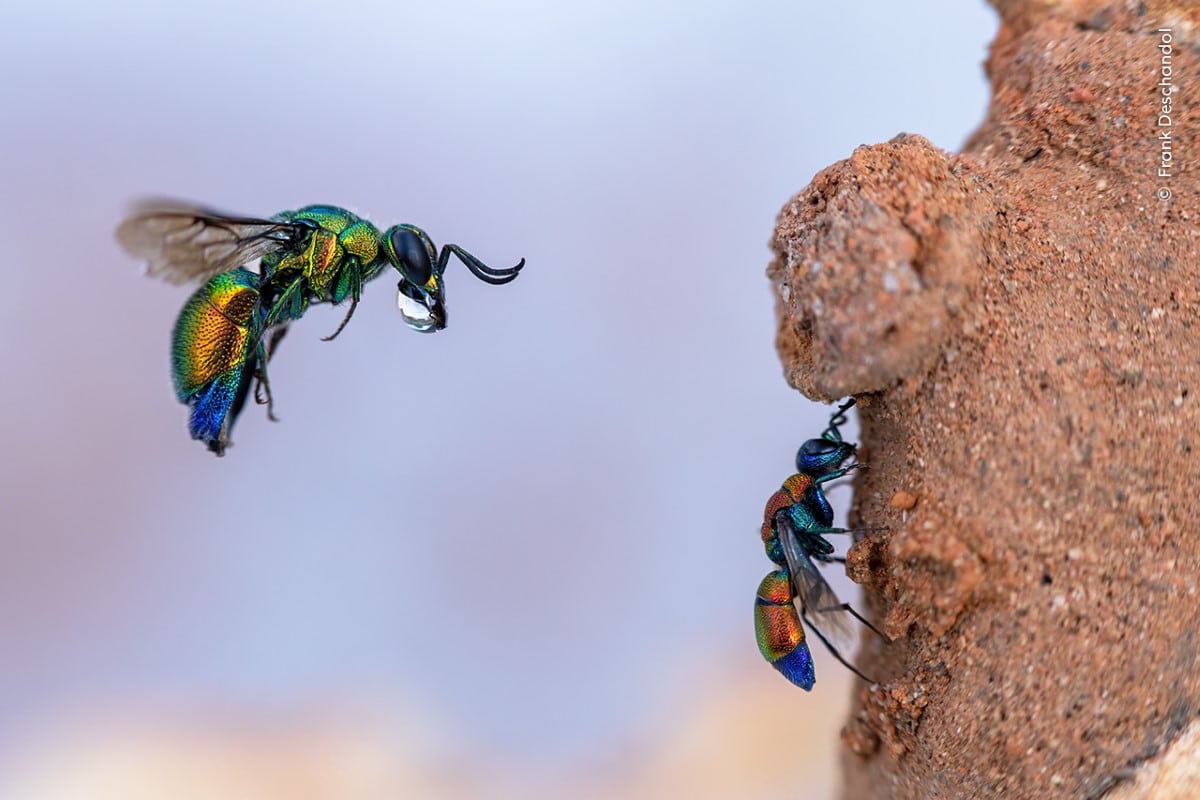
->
768;3;1200;799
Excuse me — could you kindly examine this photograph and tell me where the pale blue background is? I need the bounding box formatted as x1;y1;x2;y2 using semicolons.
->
0;0;995;790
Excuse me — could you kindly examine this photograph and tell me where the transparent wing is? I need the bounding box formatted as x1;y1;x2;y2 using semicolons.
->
777;514;860;654
116;199;310;285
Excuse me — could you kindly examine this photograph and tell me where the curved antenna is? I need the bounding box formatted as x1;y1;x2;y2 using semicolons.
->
823;397;856;442
439;244;526;285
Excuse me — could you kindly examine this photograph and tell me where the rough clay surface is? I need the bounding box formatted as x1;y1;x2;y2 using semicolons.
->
768;2;1200;798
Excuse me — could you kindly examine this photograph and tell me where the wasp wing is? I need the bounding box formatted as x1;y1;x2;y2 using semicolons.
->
116;200;309;285
776;515;860;655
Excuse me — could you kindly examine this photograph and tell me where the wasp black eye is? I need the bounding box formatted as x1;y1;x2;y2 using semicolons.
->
390;227;433;286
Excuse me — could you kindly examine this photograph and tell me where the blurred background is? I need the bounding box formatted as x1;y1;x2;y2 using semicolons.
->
0;2;994;797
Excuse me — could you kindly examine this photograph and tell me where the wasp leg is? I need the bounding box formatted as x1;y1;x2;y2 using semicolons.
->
809;599;887;641
323;258;363;341
801;606;879;684
811;525;887;537
253;326;288;422
262;276;307;329
252;276;305;420
253;364;277;421
322;296;358;341
265;325;289;360
815;462;869;486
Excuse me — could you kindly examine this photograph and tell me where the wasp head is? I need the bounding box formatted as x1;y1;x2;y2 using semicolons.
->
383;224;446;333
795;436;856;476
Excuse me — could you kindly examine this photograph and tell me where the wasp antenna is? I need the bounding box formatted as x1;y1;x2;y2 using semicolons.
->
824;397;856;439
443;244;525;285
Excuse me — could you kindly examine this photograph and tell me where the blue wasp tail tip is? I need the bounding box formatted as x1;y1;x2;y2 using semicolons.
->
773;647;816;691
187;374;239;451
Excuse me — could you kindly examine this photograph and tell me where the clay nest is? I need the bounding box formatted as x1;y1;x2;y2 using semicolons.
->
768;2;1200;798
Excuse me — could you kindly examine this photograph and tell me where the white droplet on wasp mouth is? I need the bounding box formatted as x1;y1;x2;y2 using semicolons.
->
397;290;437;332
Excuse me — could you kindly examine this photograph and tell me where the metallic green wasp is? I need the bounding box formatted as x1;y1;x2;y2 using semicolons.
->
118;201;525;455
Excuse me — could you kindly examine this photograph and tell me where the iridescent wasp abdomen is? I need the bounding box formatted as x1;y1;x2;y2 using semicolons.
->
118;201;525;454
754;398;882;690
170;269;265;456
